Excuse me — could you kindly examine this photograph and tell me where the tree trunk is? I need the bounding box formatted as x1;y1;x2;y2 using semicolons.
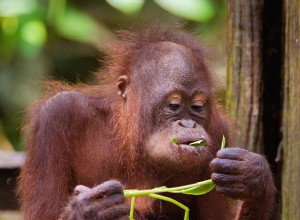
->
282;0;300;219
226;0;264;153
227;0;300;219
227;1;283;218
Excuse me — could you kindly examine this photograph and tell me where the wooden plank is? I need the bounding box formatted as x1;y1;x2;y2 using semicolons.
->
0;152;24;169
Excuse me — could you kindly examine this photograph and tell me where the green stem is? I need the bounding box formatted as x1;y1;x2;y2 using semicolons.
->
221;135;226;150
124;179;214;197
129;196;136;220
124;136;225;220
148;194;189;220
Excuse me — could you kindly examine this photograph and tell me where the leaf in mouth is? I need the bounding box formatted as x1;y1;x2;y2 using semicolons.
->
126;136;226;220
188;140;206;147
171;137;206;148
171;137;180;146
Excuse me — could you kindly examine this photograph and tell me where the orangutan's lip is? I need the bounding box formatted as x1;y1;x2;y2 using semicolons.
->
179;143;206;148
173;144;206;153
171;142;207;149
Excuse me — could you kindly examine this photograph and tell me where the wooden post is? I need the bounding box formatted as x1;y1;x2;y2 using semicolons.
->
282;0;300;219
226;0;264;153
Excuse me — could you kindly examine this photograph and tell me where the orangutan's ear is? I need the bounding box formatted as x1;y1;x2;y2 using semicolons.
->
117;75;129;100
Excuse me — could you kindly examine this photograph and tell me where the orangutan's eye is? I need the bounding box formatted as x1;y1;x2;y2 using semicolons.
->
168;99;182;111
191;100;204;112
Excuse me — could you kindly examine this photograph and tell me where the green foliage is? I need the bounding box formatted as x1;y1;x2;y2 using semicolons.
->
171;137;207;147
52;6;108;45
171;136;180;146
154;0;215;22
124;179;216;198
221;135;226;150
189;139;206;147
105;0;216;22
19;19;47;56
124;136;226;220
106;0;145;15
124;179;215;220
0;0;37;17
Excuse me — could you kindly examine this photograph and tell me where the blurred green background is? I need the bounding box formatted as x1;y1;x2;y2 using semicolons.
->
0;0;227;152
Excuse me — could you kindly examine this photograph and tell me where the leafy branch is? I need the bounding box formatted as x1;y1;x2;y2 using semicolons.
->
124;135;226;220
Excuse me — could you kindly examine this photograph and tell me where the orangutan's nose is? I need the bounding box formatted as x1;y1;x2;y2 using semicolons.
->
178;119;196;128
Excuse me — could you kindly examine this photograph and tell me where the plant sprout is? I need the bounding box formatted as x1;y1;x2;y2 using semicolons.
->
124;136;226;220
171;137;180;146
171;137;207;147
188;139;206;147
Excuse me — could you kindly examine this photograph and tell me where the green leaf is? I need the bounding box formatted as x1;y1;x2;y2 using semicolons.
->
0;0;37;17
124;179;216;197
154;0;215;22
124;180;216;219
2;17;19;35
124;135;226;219
189;140;206;147
54;6;112;45
19;19;47;57
172;180;215;195
106;0;145;14
171;137;179;146
20;19;47;47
